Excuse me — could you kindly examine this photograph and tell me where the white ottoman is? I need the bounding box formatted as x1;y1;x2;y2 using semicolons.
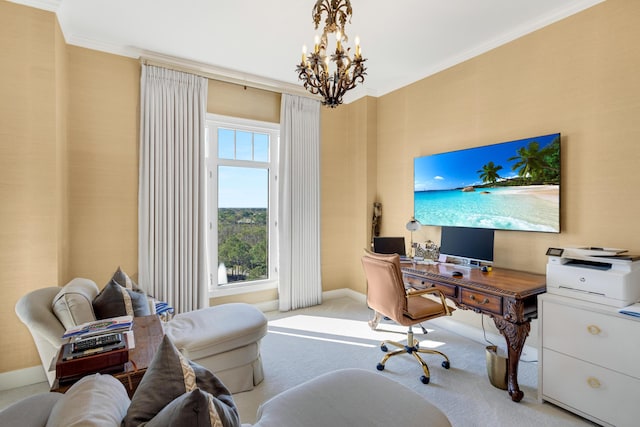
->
165;302;268;394
252;368;452;427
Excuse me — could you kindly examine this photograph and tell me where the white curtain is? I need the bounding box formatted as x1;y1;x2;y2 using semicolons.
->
278;94;322;311
138;64;208;313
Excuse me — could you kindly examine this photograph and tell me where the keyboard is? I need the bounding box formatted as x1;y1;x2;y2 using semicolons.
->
73;333;122;353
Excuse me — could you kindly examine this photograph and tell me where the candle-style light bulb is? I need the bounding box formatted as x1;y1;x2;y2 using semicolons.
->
336;30;342;51
355;36;361;57
314;35;320;53
301;45;307;63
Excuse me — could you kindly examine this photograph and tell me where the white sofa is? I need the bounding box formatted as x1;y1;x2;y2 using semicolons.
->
15;278;267;393
0;369;452;427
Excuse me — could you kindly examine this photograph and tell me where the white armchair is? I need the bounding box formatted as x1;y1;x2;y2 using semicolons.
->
15;277;268;393
15;278;98;385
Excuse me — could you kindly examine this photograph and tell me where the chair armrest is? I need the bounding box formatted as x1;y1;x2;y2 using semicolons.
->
406;287;453;315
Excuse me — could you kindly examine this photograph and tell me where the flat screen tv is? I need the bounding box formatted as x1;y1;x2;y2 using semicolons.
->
440;226;494;266
414;133;560;233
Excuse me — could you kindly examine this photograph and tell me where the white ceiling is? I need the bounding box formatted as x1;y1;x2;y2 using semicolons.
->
14;0;605;102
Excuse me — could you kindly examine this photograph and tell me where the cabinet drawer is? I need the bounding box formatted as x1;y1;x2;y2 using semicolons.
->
460;289;501;314
542;299;640;377
542;349;640;427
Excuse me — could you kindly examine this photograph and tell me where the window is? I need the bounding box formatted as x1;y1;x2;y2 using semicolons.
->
205;114;279;296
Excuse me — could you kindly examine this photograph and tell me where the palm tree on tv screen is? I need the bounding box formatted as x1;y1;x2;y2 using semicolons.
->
477;161;503;185
508;137;560;184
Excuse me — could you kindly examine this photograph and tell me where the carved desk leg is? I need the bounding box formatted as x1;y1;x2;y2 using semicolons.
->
493;316;530;402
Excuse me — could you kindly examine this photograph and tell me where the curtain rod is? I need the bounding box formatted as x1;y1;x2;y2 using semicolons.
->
139;51;315;100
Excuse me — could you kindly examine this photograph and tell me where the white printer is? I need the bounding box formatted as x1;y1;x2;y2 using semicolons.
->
546;247;640;307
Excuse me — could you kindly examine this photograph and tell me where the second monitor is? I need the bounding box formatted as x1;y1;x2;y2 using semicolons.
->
373;237;407;256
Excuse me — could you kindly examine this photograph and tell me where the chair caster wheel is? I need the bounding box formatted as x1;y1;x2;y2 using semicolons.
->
442;361;450;369
380;344;388;352
376;363;385;371
420;375;430;384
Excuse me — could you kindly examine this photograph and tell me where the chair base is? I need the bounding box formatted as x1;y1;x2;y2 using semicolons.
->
375;326;450;384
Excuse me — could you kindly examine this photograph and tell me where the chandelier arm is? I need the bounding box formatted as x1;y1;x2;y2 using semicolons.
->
299;0;365;108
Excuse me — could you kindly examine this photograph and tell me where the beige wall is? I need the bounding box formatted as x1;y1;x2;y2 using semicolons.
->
0;2;286;375
371;0;640;340
55;14;69;285
67;46;140;286
207;80;280;123
0;1;64;374
376;0;640;269
321;97;378;294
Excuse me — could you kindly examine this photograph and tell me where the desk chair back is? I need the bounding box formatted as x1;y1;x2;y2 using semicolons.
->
361;251;407;322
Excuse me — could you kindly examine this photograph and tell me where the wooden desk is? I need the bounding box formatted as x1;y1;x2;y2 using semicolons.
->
52;315;164;397
402;262;546;402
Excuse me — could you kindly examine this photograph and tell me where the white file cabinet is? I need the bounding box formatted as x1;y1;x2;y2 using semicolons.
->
538;293;640;427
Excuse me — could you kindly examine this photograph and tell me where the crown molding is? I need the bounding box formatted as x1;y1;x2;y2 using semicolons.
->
65;33;141;59
138;50;321;100
7;0;61;12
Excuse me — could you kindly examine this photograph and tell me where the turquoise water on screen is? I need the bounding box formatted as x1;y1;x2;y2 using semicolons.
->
414;186;559;232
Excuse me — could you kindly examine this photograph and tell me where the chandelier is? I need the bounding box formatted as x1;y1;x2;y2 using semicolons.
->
296;0;367;108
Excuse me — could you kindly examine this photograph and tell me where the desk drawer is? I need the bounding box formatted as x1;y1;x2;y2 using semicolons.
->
403;275;457;298
460;289;502;314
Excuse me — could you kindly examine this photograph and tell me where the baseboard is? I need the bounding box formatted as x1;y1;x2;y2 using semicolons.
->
252;288;366;313
0;366;47;391
253;299;279;312
323;288;367;303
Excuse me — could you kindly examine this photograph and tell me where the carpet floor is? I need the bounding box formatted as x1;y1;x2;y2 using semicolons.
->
233;296;596;426
1;296;597;426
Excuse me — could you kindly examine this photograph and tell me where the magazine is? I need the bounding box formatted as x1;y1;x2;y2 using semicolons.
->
619;303;640;318
62;315;133;339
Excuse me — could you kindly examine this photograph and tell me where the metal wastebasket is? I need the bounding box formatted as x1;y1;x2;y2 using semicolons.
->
485;345;508;390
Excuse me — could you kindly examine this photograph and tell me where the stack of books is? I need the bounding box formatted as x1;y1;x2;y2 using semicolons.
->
62;315;133;339
56;316;132;383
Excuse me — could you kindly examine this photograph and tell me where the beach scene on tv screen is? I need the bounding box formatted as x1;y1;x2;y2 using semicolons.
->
414;133;560;233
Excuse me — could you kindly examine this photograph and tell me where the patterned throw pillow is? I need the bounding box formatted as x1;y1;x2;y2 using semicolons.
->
111;266;139;291
142;389;228;427
122;335;240;427
92;279;151;319
109;266;157;315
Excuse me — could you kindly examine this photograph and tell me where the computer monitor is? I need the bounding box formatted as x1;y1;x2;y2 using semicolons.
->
439;226;494;267
373;237;407;256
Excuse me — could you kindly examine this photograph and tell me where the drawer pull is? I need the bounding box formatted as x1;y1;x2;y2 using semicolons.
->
470;294;489;304
587;325;601;335
587;377;601;389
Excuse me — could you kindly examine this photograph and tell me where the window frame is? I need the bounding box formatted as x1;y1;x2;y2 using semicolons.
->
205;114;279;297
